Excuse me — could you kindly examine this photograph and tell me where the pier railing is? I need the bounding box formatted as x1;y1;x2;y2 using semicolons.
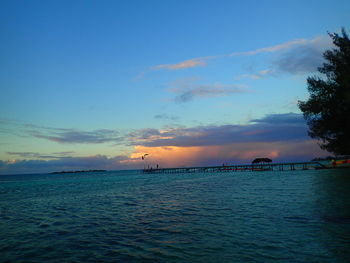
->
142;162;327;174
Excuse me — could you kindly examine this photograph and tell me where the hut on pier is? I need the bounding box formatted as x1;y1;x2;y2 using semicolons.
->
252;158;272;164
251;158;273;170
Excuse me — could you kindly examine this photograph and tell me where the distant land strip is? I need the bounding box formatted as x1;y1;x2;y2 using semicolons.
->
51;170;107;174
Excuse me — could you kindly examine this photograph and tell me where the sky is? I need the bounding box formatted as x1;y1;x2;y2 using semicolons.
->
1;0;350;174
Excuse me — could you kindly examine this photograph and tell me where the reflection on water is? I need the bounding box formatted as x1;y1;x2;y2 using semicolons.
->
0;169;349;262
312;169;350;261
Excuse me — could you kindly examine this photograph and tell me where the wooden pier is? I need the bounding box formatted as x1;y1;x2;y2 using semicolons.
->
142;161;327;174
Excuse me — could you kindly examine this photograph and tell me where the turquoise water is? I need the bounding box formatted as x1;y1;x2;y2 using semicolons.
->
1;169;350;262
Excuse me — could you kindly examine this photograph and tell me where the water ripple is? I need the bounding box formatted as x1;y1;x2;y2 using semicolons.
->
1;170;350;262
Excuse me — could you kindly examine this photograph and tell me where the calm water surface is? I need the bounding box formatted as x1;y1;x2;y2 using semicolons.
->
1;169;350;262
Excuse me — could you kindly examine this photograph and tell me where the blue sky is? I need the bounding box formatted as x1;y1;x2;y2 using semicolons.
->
1;0;349;174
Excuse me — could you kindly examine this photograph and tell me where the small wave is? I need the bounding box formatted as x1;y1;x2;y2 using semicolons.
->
284;216;311;222
322;216;350;224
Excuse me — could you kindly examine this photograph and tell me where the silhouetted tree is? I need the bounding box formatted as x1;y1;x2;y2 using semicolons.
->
298;28;350;155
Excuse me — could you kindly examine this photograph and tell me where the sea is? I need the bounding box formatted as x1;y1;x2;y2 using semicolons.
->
1;169;350;263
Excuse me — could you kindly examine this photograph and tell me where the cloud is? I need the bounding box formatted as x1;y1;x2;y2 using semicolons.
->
128;128;162;140
230;38;311;56
0;120;126;146
0;154;135;175
168;78;248;103
153;39;313;71
0;120;125;145
124;112;328;167
154;114;179;121
1;140;327;175
6;151;76;159
236;36;333;78
1;113;329;174
150;35;333;74
250;112;305;125
235;69;275;80
173;84;247;103
0;118;29;137
127;113;308;147
29;129;122;144
129;140;327;168
154;58;207;70
272;36;332;74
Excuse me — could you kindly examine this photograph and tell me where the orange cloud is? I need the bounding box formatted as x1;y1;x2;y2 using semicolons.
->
128;145;204;167
124;140;324;168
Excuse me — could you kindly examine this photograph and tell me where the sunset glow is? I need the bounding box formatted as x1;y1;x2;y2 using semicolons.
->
1;1;348;174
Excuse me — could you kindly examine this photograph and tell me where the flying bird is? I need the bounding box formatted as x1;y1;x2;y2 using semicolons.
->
141;154;149;160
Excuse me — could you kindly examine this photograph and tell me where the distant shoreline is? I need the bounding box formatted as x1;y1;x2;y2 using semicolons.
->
51;170;107;174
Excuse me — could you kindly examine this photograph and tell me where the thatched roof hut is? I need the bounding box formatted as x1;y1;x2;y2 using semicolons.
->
252;158;272;164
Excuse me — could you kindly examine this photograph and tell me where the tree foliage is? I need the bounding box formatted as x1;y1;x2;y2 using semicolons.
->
298;28;350;155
